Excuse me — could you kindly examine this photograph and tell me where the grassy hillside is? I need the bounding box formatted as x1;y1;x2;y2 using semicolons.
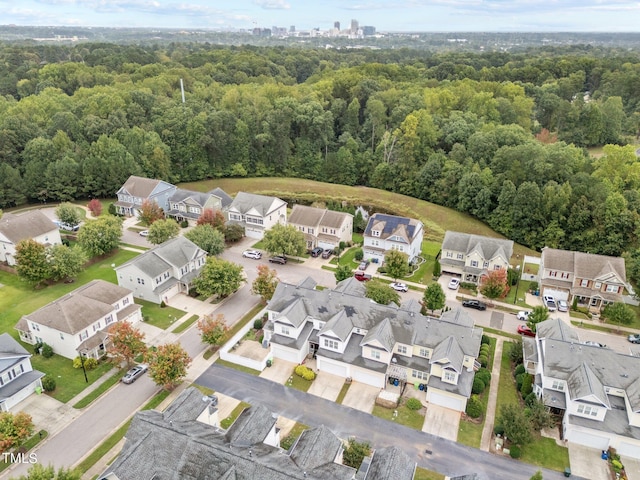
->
180;177;538;260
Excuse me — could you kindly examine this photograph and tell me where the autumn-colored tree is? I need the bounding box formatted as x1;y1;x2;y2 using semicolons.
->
144;343;192;390
87;198;102;217
479;269;509;299
107;321;146;368
535;128;557;144
193;257;243;298
137;199;164;226
0;411;34;453
197;314;229;347
251;264;279;303
197;208;226;231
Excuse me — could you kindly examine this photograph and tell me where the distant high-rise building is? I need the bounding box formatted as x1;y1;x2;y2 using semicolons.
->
334;21;340;31
290;25;295;32
362;26;376;36
350;19;359;34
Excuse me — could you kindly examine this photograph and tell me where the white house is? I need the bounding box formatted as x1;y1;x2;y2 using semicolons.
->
227;192;287;239
0;211;62;266
15;280;142;360
115;236;207;304
0;333;45;412
362;213;423;264
263;277;482;412
287;205;353;251
114;175;176;217
523;318;640;459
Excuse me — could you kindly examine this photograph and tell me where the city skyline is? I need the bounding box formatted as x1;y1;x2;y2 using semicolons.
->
1;0;639;32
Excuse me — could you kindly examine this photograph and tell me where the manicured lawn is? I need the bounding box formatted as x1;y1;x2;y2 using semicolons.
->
372;399;425;430
73;368;123;409
287;371;313;392
215;358;261;376
336;382;351;404
331;245;360;267
172;314;199;334
136;299;186;330
280;422;309;450
180;177;538;259
413;467;445;480
521;436;570;471
31;356;114;403
352;232;363;245
496;341;520;410
220;401;251;429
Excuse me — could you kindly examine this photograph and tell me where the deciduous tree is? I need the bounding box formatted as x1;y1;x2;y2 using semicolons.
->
47;244;86;282
77;215;122;257
602;302;635;330
107;321;146;368
193;257;243;298
55;202;82;228
526;398;555;432
384;250;410;281
197;314;229;347
527;306;549;332
480;269;509;299
15;239;50;286
364;280;400;306
251;264;279;304
137;199;164;226
423;282;446;313
342;438;371;469
497;403;532;446
223;223;245;242
262;223;306;257
148;218;180;245
196;208;226;231
0;411;34;453
185;224;225;255
87;198;102;217
12;464;81;480
334;264;353;283
145;343;191;391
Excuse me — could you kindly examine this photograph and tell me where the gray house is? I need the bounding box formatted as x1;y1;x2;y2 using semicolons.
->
227;191;287;239
0;333;45;412
166;187;232;226
115;237;207;304
99;387;415;480
114;175;176;217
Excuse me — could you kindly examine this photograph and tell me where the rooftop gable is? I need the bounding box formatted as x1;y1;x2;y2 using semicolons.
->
288;205;326;227
0;210;58;244
290;425;342;471
116;237;204;277
0;333;30;358
364;214;422;242
229;191;286;217
542;248;626;283
430;336;464;373
117;175;174;198
442;231;514;261
567;362;610;408
225;405;276;447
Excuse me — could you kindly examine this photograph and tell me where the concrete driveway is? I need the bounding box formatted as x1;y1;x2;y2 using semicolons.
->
622;456;640;480
342;382;379;413
422;404;460;442
307;371;345;401
259;358;296;384
568;443;609;479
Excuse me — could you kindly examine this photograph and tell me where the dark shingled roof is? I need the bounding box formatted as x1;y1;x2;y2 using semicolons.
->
364;213;421;243
0;210;58;243
365;446;415;480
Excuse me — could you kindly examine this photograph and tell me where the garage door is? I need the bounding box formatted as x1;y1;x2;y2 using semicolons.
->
428;391;464;412
543;288;569;301
318;358;348;378
351;367;385;388
617;442;640;459
570;431;610;450
272;344;302;364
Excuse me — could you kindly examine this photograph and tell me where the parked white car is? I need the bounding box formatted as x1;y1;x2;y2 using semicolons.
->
543;295;556;312
139;230;149;237
516;311;530;321
448;278;460;290
242;250;262;260
557;299;569;312
390;282;408;292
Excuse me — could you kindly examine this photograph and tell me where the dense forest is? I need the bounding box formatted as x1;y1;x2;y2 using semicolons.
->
1;41;640;259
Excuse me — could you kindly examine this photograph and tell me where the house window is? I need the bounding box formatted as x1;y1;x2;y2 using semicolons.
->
371;350;381;360
471;260;478;267
137;278;145;285
105;315;114;325
606;284;619;293
446;252;452;258
123;297;130;306
281;326;290;335
299;226;305;232
412;370;426;380
457;253;464;260
308;228;314;234
550;271;557;277
551;380;564;391
595;281;602;289
483;261;489;268
577;404;598;417
31;323;40;332
580;279;589;287
59;333;64;340
115;303;120;311
324;339;338;350
443;370;457;383
372;230;380;237
561;272;570;279
229;213;242;222
419;348;430;358
79;331;88;341
397;345;407;354
246;217;263;225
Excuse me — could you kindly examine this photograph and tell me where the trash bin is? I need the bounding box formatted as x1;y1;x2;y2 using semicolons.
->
266;359;272;368
564;467;571;477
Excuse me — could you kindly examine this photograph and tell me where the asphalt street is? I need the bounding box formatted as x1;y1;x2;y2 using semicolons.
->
196;364;580;480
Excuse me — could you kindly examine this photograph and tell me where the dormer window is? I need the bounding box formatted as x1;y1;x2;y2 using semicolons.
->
443;370;457;384
372;230;380;237
397;345;407;355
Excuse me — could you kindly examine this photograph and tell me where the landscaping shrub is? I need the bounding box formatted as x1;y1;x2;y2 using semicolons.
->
516;373;525;391
406;398;422;410
294;365;316;381
478;355;488;367
460;282;477;291
476;368;491;385
42;376;56;392
160;300;166;308
494;424;504;436
33;341;43;355
41;343;53;358
509;445;522;458
481;334;491;345
376;266;387;274
108;203;116;215
525;392;537;407
472;377;486;394
73;356;98;370
521;374;533;397
253;319;263;330
180;220;189;228
354;248;363;261
514;364;525;376
259;335;264;344
466;395;483;418
433;259;441;277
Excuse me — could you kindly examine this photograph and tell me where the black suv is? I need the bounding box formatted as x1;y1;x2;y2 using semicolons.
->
310;247;324;257
269;255;287;265
462;300;487;311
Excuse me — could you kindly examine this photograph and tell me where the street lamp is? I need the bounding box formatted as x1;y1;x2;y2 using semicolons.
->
79;350;88;383
513;264;521;305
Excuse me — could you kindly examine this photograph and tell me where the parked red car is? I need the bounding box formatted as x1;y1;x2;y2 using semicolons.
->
354;271;372;282
517;325;536;337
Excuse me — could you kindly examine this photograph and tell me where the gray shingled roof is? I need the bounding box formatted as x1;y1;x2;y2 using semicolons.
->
360;318;395;352
321;209;352;230
442;231;513;262
567;362;610;408
365;446;415;480
536;318;580;343
0;333;29;357
117;175;168;198
208;187;233;208
117;237;204;277
226;405;276;447
19;280;130;335
542;248;626;283
288;205;325;227
430;336;464;373
230;192;286;216
320;311;354;342
290;425;342;471
0;211;57;244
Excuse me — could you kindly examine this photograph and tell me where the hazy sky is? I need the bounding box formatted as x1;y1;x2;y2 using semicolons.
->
2;0;639;32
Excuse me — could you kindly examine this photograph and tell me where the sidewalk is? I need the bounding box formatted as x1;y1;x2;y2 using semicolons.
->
480;337;504;452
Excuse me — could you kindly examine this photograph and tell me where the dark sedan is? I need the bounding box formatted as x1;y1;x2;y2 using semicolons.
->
462;299;487;311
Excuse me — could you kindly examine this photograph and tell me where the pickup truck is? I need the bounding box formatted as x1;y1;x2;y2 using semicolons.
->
354;271;372;282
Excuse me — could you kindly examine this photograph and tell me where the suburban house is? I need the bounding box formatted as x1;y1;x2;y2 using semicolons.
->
0;211;62;266
115;236;207;304
15;280;142;360
523;318;640;459
288;205;353;251
114;175;176;217
99;387;415;480
539;247;627;312
166;187;232;226
264;277;483;412
0;333;45;412
362;213;424;264
440;231;514;284
227;192;287;239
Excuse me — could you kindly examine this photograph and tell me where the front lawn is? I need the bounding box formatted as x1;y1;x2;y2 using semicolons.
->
413;467;445;480
372;398;425;430
287;370;313;392
136;299;186;329
280;422;309;450
220;401;251;429
214;358;261;376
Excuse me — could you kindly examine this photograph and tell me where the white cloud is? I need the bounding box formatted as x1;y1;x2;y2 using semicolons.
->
254;0;290;10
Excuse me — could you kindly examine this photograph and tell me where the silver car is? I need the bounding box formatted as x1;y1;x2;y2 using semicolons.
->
121;364;148;384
